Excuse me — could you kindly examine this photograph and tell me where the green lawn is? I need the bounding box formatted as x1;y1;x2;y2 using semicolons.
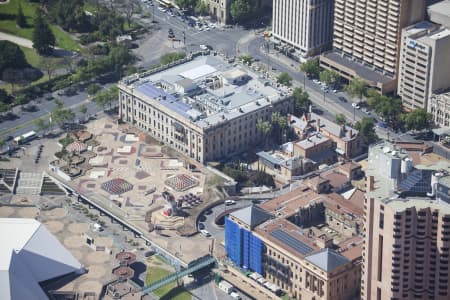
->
145;258;191;300
20;46;40;67
0;0;80;51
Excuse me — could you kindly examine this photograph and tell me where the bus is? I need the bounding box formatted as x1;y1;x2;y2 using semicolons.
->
158;0;173;8
14;131;37;145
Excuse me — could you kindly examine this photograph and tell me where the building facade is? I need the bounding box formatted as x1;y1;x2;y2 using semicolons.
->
202;0;231;24
398;21;450;112
225;184;364;299
118;55;294;163
320;0;426;94
272;0;334;59
430;90;450;127
362;141;450;300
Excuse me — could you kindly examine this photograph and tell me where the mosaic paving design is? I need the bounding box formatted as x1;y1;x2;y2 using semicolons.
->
101;178;133;195
164;174;198;192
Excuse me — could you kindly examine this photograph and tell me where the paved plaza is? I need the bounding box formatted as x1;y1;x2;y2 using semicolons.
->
47;117;221;264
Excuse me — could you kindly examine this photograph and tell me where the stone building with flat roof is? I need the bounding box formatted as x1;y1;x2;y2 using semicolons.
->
118;54;294;163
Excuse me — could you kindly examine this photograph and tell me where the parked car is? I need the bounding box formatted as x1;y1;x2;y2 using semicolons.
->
338;96;347;102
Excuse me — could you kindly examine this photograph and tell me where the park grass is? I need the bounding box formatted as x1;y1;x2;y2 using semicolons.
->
145;257;191;300
0;0;80;51
20;46;40;67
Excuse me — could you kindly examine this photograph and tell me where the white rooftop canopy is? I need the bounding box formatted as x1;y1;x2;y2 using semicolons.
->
0;218;83;300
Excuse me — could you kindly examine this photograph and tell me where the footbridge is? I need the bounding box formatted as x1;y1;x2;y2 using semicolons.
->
141;255;216;295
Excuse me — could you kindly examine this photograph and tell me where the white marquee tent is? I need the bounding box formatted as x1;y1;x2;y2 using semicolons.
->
0;218;83;300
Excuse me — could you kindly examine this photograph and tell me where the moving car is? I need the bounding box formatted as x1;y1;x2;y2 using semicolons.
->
224;200;236;206
200;229;211;237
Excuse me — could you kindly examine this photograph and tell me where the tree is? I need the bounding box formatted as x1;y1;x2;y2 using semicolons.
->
37;56;62;80
300;59;320;79
401;109;433;131
293;87;310;114
32;9;56;55
355;117;378;145
93;86;118;110
2;68;25;93
123;0;141;28
0;41;28;75
194;1;209;16
277;72;293;87
160;52;186;65
175;0;197;10
16;4;27;28
239;54;253;65
365;88;380;108
34;117;50;135
256;119;272;146
319;70;340;88
79;104;88;122
345;77;366;103
335;114;347;125
271;112;288;143
374;96;402;125
87;83;101;95
230;0;254;23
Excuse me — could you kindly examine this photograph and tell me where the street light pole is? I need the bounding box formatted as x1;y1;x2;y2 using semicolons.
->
323;89;326;103
303;75;306;90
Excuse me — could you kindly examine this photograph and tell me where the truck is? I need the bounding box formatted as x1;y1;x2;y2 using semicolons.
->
218;280;234;294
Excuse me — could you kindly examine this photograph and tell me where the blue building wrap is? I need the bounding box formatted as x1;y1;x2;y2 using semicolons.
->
225;217;263;274
225;217;241;265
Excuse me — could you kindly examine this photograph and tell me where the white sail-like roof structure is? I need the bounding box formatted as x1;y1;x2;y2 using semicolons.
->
0;218;83;300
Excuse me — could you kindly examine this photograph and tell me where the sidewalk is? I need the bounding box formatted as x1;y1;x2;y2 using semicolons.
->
0;31;33;48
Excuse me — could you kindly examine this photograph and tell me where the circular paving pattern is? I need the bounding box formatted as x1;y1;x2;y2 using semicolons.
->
70;249;84;261
68;223;89;234
86;251;110;265
44;220;64;233
66;141;87;153
64;236;85;249
18;207;39;218
0;206;14;217
85;265;106;279
78;281;102;294
101;178;133;195
44;207;67;219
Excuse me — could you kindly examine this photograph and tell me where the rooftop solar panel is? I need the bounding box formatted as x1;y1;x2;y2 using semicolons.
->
135;83;192;119
270;229;313;255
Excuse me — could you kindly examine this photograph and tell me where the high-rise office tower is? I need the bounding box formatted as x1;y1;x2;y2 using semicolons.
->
362;141;450;300
320;0;425;94
272;0;334;59
398;21;450;112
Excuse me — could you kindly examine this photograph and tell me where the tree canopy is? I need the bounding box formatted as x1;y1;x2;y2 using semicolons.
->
319;70;340;87
0;41;28;76
300;59;320;79
16;4;27;28
277;72;293;87
401;109;433;131
293;87;309;115
355;117;378;145
345;77;366;103
175;0;197;10
335;114;347;125
32;9;56;55
93;86;118;110
160;52;186;65
230;0;254;23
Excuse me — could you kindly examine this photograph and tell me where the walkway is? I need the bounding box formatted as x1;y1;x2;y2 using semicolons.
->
0;32;33;48
141;255;216;295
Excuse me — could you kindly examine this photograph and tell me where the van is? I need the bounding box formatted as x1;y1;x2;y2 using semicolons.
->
230;292;241;299
200;229;211;237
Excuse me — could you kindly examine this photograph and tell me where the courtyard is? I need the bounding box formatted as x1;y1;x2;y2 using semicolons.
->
48;117;223;264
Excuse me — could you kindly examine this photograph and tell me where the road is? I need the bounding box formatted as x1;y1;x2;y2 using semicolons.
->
0;89;103;140
135;2;247;68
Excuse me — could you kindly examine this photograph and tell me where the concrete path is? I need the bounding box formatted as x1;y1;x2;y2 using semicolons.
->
0;31;33;48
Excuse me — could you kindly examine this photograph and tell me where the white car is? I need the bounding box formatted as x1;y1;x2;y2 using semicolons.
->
200;44;208;50
224;200;236;206
200;229;211;237
332;89;338;93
